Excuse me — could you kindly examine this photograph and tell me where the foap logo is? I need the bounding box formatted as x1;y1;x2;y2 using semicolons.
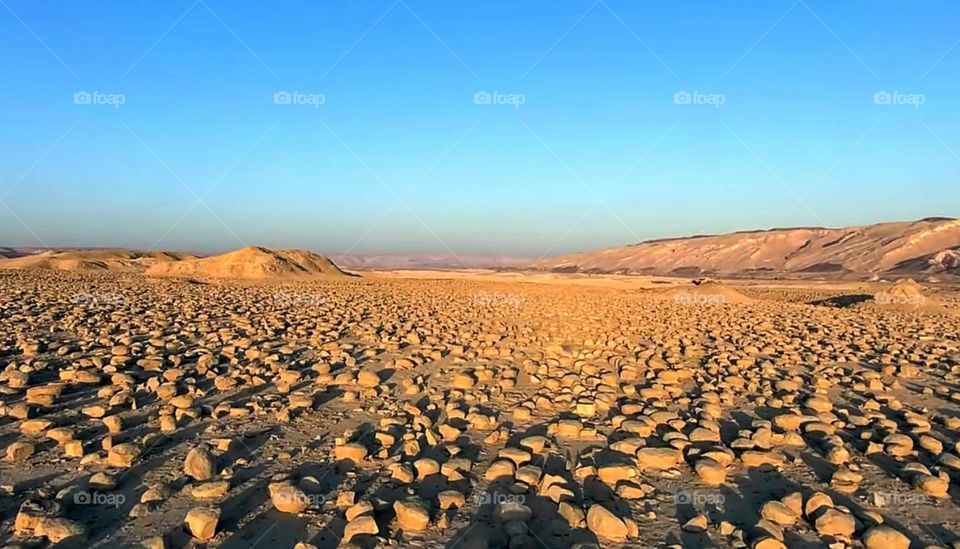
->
273;491;326;507
71;292;126;306
74;90;126;108
473;290;525;309
273;291;326;307
874;291;925;307
273;90;326;108
873;91;925;108
673;291;725;306
471;492;526;505
473;90;526;108
675;490;725;506
873;492;930;507
74;490;125;508
674;91;725;108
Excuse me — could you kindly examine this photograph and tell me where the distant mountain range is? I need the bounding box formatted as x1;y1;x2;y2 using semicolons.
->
334;253;534;271
0;246;47;259
0;247;531;271
533;217;960;279
2;217;958;279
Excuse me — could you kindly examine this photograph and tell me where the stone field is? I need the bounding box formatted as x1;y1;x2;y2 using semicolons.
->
1;270;960;548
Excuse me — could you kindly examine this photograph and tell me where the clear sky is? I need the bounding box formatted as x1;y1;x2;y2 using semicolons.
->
1;0;957;256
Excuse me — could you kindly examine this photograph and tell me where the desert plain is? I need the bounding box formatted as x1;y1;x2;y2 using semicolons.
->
1;244;960;549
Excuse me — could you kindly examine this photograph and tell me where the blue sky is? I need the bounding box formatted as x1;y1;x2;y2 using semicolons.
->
0;0;957;256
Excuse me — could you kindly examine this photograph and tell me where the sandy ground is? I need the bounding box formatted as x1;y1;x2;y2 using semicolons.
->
366;268;960;295
1;269;959;548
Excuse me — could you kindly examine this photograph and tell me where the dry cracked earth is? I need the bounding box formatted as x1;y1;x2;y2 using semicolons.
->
2;270;960;549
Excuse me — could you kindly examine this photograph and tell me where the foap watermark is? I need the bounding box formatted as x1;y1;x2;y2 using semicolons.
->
472;491;526;505
674;490;725;506
872;492;930;507
672;291;725;306
473;290;525;309
473;90;526;109
74;91;126;108
873;91;925;108
674;91;725;108
272;290;326;307
273;491;327;508
874;291;926;307
274;90;326;108
74;490;125;508
71;292;126;306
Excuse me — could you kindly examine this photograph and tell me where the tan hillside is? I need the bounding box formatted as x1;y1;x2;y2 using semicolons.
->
0;249;191;272
536;218;960;278
146;246;351;280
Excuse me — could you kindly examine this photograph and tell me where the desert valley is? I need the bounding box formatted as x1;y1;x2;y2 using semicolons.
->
0;218;959;548
4;2;958;547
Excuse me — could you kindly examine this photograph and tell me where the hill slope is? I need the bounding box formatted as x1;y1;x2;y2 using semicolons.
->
146;247;351;279
535;218;960;278
0;249;191;272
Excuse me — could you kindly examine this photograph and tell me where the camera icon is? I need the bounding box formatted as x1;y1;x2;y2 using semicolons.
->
673;91;691;105
273;90;292;105
74;91;91;105
874;91;891;105
73;490;91;505
674;491;692;504
474;91;491;105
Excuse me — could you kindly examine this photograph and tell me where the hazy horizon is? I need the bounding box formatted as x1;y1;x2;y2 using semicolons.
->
2;1;958;256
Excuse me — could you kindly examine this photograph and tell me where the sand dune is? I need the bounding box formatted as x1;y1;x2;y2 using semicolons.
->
659;278;752;304
146;246;351;280
870;277;952;314
0;249;191;272
536;217;960;278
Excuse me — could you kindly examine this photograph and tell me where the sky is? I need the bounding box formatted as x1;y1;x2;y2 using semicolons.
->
0;0;958;256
